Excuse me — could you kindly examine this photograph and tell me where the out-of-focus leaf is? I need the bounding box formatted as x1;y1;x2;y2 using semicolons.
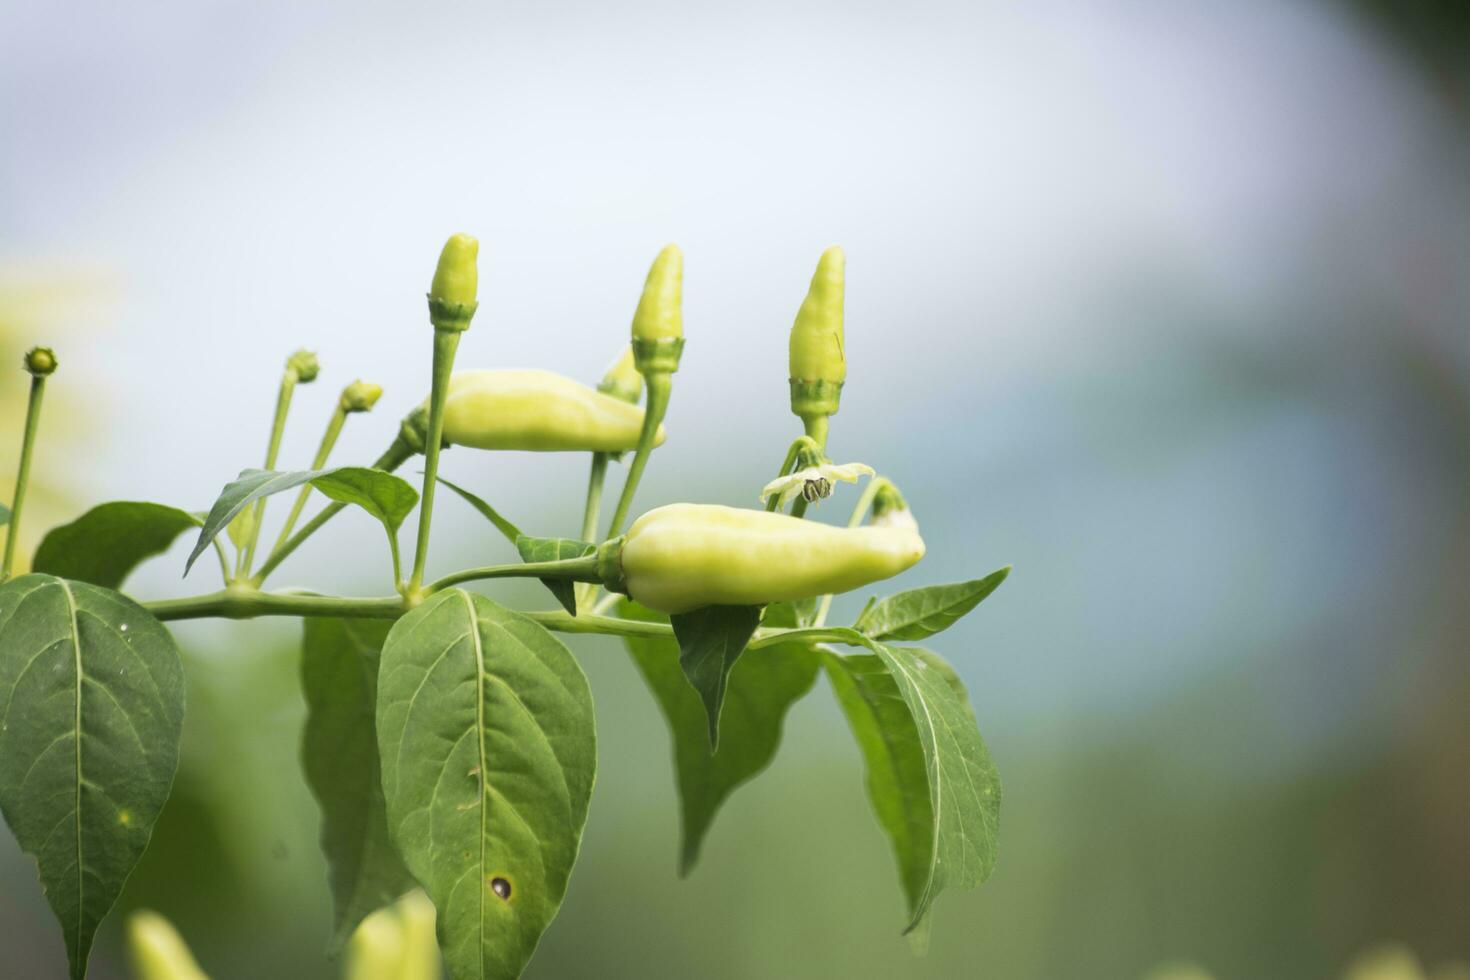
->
33;501;201;589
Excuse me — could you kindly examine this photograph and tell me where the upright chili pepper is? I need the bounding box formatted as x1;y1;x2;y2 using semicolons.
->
788;246;846;449
598;502;925;613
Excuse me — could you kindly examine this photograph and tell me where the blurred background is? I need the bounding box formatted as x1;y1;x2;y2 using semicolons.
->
2;1;1467;977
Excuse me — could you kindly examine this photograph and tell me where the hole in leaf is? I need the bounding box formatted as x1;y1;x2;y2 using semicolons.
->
491;877;511;900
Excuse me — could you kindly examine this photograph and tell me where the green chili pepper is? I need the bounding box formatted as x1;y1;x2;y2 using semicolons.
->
631;243;683;342
125;911;208;980
789;246;845;439
426;232;479;332
345;890;439;980
600;502;924;614
437;369;667;452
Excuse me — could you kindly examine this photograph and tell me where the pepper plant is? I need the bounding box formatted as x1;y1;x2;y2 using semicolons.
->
0;235;1009;979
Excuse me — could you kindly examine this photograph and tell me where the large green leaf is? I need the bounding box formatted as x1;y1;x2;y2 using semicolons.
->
514;536;595;617
669;604;764;749
186;467;419;574
32;501;202;589
301;617;415;956
0;574;185;980
854;568;1010;641
826;643;1000;933
620;600;820;874
376;590;595;980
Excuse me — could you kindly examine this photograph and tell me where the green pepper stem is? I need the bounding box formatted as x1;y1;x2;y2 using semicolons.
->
407;328;462;594
425;554;603;593
605;372;670;538
251;433;415;585
238;366;300;577
270;404;347;557
1;374;48;582
580;452;608;542
801;413;829;452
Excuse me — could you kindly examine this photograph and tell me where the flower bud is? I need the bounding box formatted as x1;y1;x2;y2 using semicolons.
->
598;346;643;404
789;247;845;421
428;232;480;331
631;244;683;342
287;348;320;383
340;380;383;413
23;346;57;377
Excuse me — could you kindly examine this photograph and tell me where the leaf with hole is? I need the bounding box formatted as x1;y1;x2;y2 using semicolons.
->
854;568;1010;641
669;604;764;749
33;501;202;589
825;643;1000;933
0;574;185;980
301;617;415;956
376;589;595;980
620;599;820;874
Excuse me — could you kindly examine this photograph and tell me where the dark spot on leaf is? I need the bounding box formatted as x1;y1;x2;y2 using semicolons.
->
491;876;511;900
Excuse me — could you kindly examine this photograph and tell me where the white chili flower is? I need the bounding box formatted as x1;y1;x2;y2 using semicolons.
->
759;462;874;509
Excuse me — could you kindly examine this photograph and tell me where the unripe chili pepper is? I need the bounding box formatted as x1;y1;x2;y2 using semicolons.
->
599;502;925;614
23;346;57;376
437;369;667;452
599;345;643;405
340;379;383;413
789;247;845;441
632;244;683;343
427;232;479;332
125;911;208;980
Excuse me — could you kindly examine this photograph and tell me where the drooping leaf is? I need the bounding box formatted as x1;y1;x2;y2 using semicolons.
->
826;643;1000;933
186;467;419;574
514;536;595;617
376;589;595;980
33;502;202;589
854;568;1011;642
669;604;764;749
620;600;820;874
437;476;523;545
0;574;185;980
301;617;415;956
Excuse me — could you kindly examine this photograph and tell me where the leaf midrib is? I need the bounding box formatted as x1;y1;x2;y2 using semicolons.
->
61;578;84;967
459;590;490;980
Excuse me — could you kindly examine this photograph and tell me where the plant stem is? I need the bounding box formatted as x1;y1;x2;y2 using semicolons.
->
1;374;48;581
426;554;602;594
407;328;462;595
253;433;415;585
605;372;670;538
802;413;829;452
580;452;608;543
271;404;347;556
239;367;299;577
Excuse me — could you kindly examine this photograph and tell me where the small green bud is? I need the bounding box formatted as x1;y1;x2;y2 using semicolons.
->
428;232;479;331
23;347;57;377
287;348;320;382
598;346;643;404
631;244;683;342
341;380;383;413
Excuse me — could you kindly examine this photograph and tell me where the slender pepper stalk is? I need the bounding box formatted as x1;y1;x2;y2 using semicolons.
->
407;327;462;595
271;403;347;556
580;452;608;542
2;352;54;582
239;351;317;577
605;372;670;538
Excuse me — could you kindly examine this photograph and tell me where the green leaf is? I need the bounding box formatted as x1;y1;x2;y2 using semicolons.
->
438;476;523;544
619;600;820;874
0;574;185;980
668;604;764;749
514;536;595;616
301;617;415;956
32;502;202;589
376;590;595;980
854;568;1011;641
186;467;419;574
309;467;420;534
826;643;1000;933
